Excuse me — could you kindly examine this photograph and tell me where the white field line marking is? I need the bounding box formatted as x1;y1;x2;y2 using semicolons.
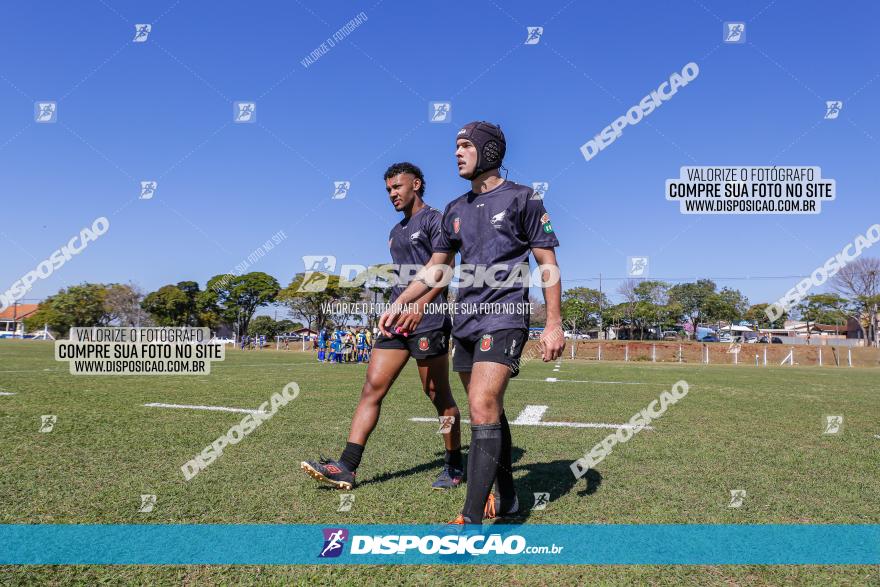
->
518;378;649;385
410;404;652;431
874;434;880;439
512;404;548;424
0;391;16;396
143;403;267;415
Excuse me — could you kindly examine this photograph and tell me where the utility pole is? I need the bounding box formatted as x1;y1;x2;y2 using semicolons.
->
598;273;603;339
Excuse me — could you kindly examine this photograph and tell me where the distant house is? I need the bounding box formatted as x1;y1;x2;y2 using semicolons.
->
846;315;878;342
0;304;40;338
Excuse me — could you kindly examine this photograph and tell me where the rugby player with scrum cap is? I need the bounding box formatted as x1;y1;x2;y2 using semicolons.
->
379;122;564;523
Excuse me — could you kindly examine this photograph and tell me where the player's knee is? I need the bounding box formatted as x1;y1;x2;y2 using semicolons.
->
429;385;456;410
468;401;498;425
362;373;389;401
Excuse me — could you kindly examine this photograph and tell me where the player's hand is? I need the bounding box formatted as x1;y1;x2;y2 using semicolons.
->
394;303;424;336
540;321;565;362
377;306;402;338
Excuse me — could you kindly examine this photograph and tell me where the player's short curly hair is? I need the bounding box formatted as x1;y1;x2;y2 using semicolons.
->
384;162;426;197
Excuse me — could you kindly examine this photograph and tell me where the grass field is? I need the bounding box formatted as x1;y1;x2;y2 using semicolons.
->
1;340;878;585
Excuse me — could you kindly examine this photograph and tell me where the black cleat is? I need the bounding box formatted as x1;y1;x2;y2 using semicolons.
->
300;457;356;490
432;464;464;490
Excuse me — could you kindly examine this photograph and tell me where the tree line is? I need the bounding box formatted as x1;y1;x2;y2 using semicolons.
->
22;257;880;345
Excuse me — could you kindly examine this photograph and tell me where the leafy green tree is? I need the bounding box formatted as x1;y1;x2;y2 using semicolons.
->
745;303;787;329
201;272;280;336
703;287;748;326
142;284;192;326
248;316;280;338
24;283;110;336
278;273;359;331
562;287;608;332
795;293;849;333
669;279;717;339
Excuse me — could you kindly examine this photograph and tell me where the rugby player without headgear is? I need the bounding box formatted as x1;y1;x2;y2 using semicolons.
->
301;162;463;491
380;122;565;524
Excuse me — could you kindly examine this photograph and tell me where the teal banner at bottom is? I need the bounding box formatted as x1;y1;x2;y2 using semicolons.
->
1;524;878;565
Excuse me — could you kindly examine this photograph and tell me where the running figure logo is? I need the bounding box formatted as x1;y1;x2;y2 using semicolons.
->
437;415;455;434
824;101;843;120
298;255;336;292
429;102;452;123
823;415;843;435
728;489;746;508
532;492;550;510
524;27;544;45
133;24;152;42
319;528;349;557
332;181;350;200
337;494;355;512
39;415;57;433
35;102;57;123
723;22;745;43
531;182;549;199
140;181;157;200
234;102;256;123
628;256;649;277
138;494;157;513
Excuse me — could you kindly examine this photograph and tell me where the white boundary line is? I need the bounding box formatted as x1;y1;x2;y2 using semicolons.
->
515;378;651;385
0;391;16;396
410;404;653;431
143;403;267;415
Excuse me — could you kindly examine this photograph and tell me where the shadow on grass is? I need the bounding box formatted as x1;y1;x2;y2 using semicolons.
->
353;455;448;488
351;445;603;524
493;447;602;526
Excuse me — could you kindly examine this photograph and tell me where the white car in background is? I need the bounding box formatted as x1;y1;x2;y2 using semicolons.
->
210;337;236;345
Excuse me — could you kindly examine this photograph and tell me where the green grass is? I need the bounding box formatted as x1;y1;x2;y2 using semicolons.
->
1;340;878;585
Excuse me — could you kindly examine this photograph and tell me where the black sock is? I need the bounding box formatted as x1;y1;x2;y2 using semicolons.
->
445;448;463;471
339;442;364;472
462;423;502;523
496;411;515;500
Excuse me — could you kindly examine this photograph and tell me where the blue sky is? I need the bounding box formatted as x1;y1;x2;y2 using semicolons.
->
1;0;878;310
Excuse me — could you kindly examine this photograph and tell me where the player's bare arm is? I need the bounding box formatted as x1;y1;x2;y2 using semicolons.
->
532;246;565;362
378;250;455;336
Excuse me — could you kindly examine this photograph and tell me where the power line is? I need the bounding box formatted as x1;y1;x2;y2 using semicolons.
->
564;275;815;283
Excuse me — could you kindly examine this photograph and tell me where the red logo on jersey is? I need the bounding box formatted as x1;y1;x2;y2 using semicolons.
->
453;217;461;234
540;212;550;224
418;337;429;351
480;334;493;352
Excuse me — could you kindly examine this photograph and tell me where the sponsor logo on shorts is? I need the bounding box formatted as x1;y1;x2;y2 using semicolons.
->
418;337;429;351
480;334;493;352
